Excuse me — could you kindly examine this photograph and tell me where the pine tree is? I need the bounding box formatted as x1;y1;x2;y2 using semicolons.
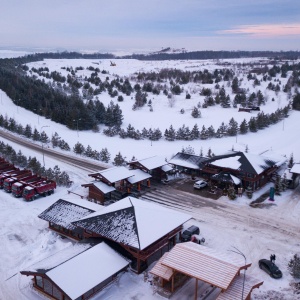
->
24;124;32;138
207;147;212;158
288;254;300;278
113;152;126;166
32;128;41;141
84;145;93;157
190;124;200;140
165;125;176;141
27;157;42;174
239;119;248;134
288;153;294;168
207;125;215;138
51;132;61;148
99;148;111;163
248;117;257;132
40;131;49;143
73;142;85;155
227;118;238;136
200;125;208;140
191;107;201;118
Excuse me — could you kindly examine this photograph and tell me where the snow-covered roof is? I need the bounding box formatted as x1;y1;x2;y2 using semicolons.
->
152;242;251;291
132;156;168;170
211;156;241;170
168;152;208;170
73;196;191;250
38;199;101;231
161;164;173;172
209;151;287;175
127;169;151;184
22;243;129;300
98;166;133;183
13;182;23;187
84;180;116;194
291;163;300;174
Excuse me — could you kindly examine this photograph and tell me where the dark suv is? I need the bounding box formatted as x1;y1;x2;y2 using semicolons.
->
181;225;200;242
259;259;282;279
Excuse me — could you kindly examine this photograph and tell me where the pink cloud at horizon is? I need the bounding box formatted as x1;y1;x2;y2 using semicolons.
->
219;23;300;37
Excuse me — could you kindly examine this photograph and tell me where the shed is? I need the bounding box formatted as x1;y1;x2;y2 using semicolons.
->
81;181;116;204
20;242;129;300
38;198;101;240
150;242;263;300
72;196;191;273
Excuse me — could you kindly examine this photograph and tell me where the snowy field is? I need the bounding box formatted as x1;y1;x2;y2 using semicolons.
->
0;57;300;299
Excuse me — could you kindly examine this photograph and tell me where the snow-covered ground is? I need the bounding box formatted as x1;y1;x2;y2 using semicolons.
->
0;57;300;299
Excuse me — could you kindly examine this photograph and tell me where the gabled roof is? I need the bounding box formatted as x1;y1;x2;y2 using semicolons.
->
38;199;101;232
72;196;191;250
290;163;300;174
207;151;286;175
212;172;241;185
21;243;129;300
130;156;168;170
151;242;251;291
90;166;134;184
82;180;116;194
127;169;152;184
169;152;208;170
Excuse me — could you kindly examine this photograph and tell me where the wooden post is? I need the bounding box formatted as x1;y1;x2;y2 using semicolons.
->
195;278;198;300
147;179;150;187
171;274;174;292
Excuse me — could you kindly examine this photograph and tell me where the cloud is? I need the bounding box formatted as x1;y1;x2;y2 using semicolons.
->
219;23;300;37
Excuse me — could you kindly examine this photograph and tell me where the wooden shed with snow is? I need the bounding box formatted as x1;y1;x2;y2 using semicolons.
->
72;196;191;274
20;242;129;300
150;242;263;300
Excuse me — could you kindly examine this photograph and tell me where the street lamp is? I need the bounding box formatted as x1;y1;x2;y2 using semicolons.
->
41;125;50;167
73;118;81;137
228;246;246;300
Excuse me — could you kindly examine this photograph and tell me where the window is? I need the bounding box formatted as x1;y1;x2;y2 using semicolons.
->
36;276;43;288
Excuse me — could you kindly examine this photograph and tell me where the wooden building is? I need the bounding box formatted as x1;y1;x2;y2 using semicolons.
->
128;156;173;182
21;242;129;300
38;198;101;241
81;181;116;204
83;166;152;203
72;196;191;274
202;151;286;190
150;242;263;300
289;163;300;189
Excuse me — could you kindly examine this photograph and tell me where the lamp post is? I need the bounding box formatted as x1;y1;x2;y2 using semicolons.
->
73;118;81;137
228;246;246;300
41;125;50;167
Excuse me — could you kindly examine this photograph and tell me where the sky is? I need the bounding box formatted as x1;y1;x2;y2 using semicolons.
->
1;0;300;52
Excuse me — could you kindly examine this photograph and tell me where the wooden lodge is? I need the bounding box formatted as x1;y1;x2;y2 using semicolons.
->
84;166;152;203
72;196;191;274
169;151;286;191
150;242;263;300
20;242;129;300
38;199;101;241
128;156;173;182
202;151;286;190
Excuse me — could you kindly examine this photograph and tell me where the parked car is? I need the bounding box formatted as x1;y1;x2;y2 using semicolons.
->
258;259;282;279
191;234;205;244
193;180;207;189
181;225;200;242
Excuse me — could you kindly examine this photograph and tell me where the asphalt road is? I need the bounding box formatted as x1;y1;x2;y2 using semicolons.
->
0;129;106;173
